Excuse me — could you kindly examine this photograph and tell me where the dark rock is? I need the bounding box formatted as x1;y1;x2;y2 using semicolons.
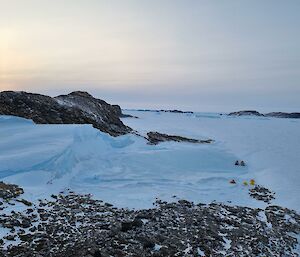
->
229;110;300;119
160;109;194;114
132;218;143;228
147;131;213;145
4;235;16;241
29;226;37;233
249;185;275;203
121;113;139;118
51;194;57;199
16;199;32;206
26;208;34;214
138;236;156;249
0;91;131;136
0;181;24;199
111;104;123;117
228;110;264;117
136;109;193;114
93;250;102;257
265;112;300;119
19;234;33;242
121;218;143;232
21;218;31;228
178;199;194;207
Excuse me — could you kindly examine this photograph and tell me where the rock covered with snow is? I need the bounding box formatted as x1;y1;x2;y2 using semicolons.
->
0;190;299;257
0;91;131;136
249;185;276;203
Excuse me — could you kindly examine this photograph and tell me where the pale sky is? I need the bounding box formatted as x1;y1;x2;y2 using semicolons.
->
0;0;299;112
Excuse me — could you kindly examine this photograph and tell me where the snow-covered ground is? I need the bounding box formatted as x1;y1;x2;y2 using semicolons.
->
0;111;299;211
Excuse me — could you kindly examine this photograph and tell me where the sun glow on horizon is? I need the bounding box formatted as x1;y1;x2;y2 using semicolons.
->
0;28;39;91
0;0;299;111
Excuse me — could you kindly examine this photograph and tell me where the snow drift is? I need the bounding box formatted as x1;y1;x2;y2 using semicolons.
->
0;111;299;211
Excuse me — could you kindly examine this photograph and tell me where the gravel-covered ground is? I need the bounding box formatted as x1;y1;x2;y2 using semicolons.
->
0;183;299;257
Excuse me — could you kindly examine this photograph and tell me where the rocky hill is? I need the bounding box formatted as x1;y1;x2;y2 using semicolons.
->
229;110;300;118
0;91;131;136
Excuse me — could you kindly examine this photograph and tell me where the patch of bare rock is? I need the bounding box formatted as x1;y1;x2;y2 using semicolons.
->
147;132;213;145
0;183;299;257
228;110;300;119
0;182;24;200
249;185;276;204
136;109;194;114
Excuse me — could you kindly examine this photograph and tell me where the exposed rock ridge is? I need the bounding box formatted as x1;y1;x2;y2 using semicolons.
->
147;131;213;145
136;109;193;114
0;91;131;136
229;110;300;118
265;112;300;118
228;110;264;117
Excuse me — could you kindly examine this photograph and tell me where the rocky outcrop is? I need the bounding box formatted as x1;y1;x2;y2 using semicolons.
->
0;191;299;257
228;110;300;119
0;91;131;136
265;112;300;118
136;109;193;114
228;110;264;117
147;131;213;145
249;185;276;203
0;181;24;200
160;109;194;114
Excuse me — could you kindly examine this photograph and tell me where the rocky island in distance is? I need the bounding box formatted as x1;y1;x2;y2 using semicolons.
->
228;110;300;118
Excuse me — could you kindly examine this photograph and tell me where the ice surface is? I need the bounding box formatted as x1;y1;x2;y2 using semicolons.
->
0;111;299;211
123;110;300;210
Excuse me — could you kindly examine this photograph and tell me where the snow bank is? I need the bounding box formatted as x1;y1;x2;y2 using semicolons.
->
123;111;300;210
0;112;299;210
